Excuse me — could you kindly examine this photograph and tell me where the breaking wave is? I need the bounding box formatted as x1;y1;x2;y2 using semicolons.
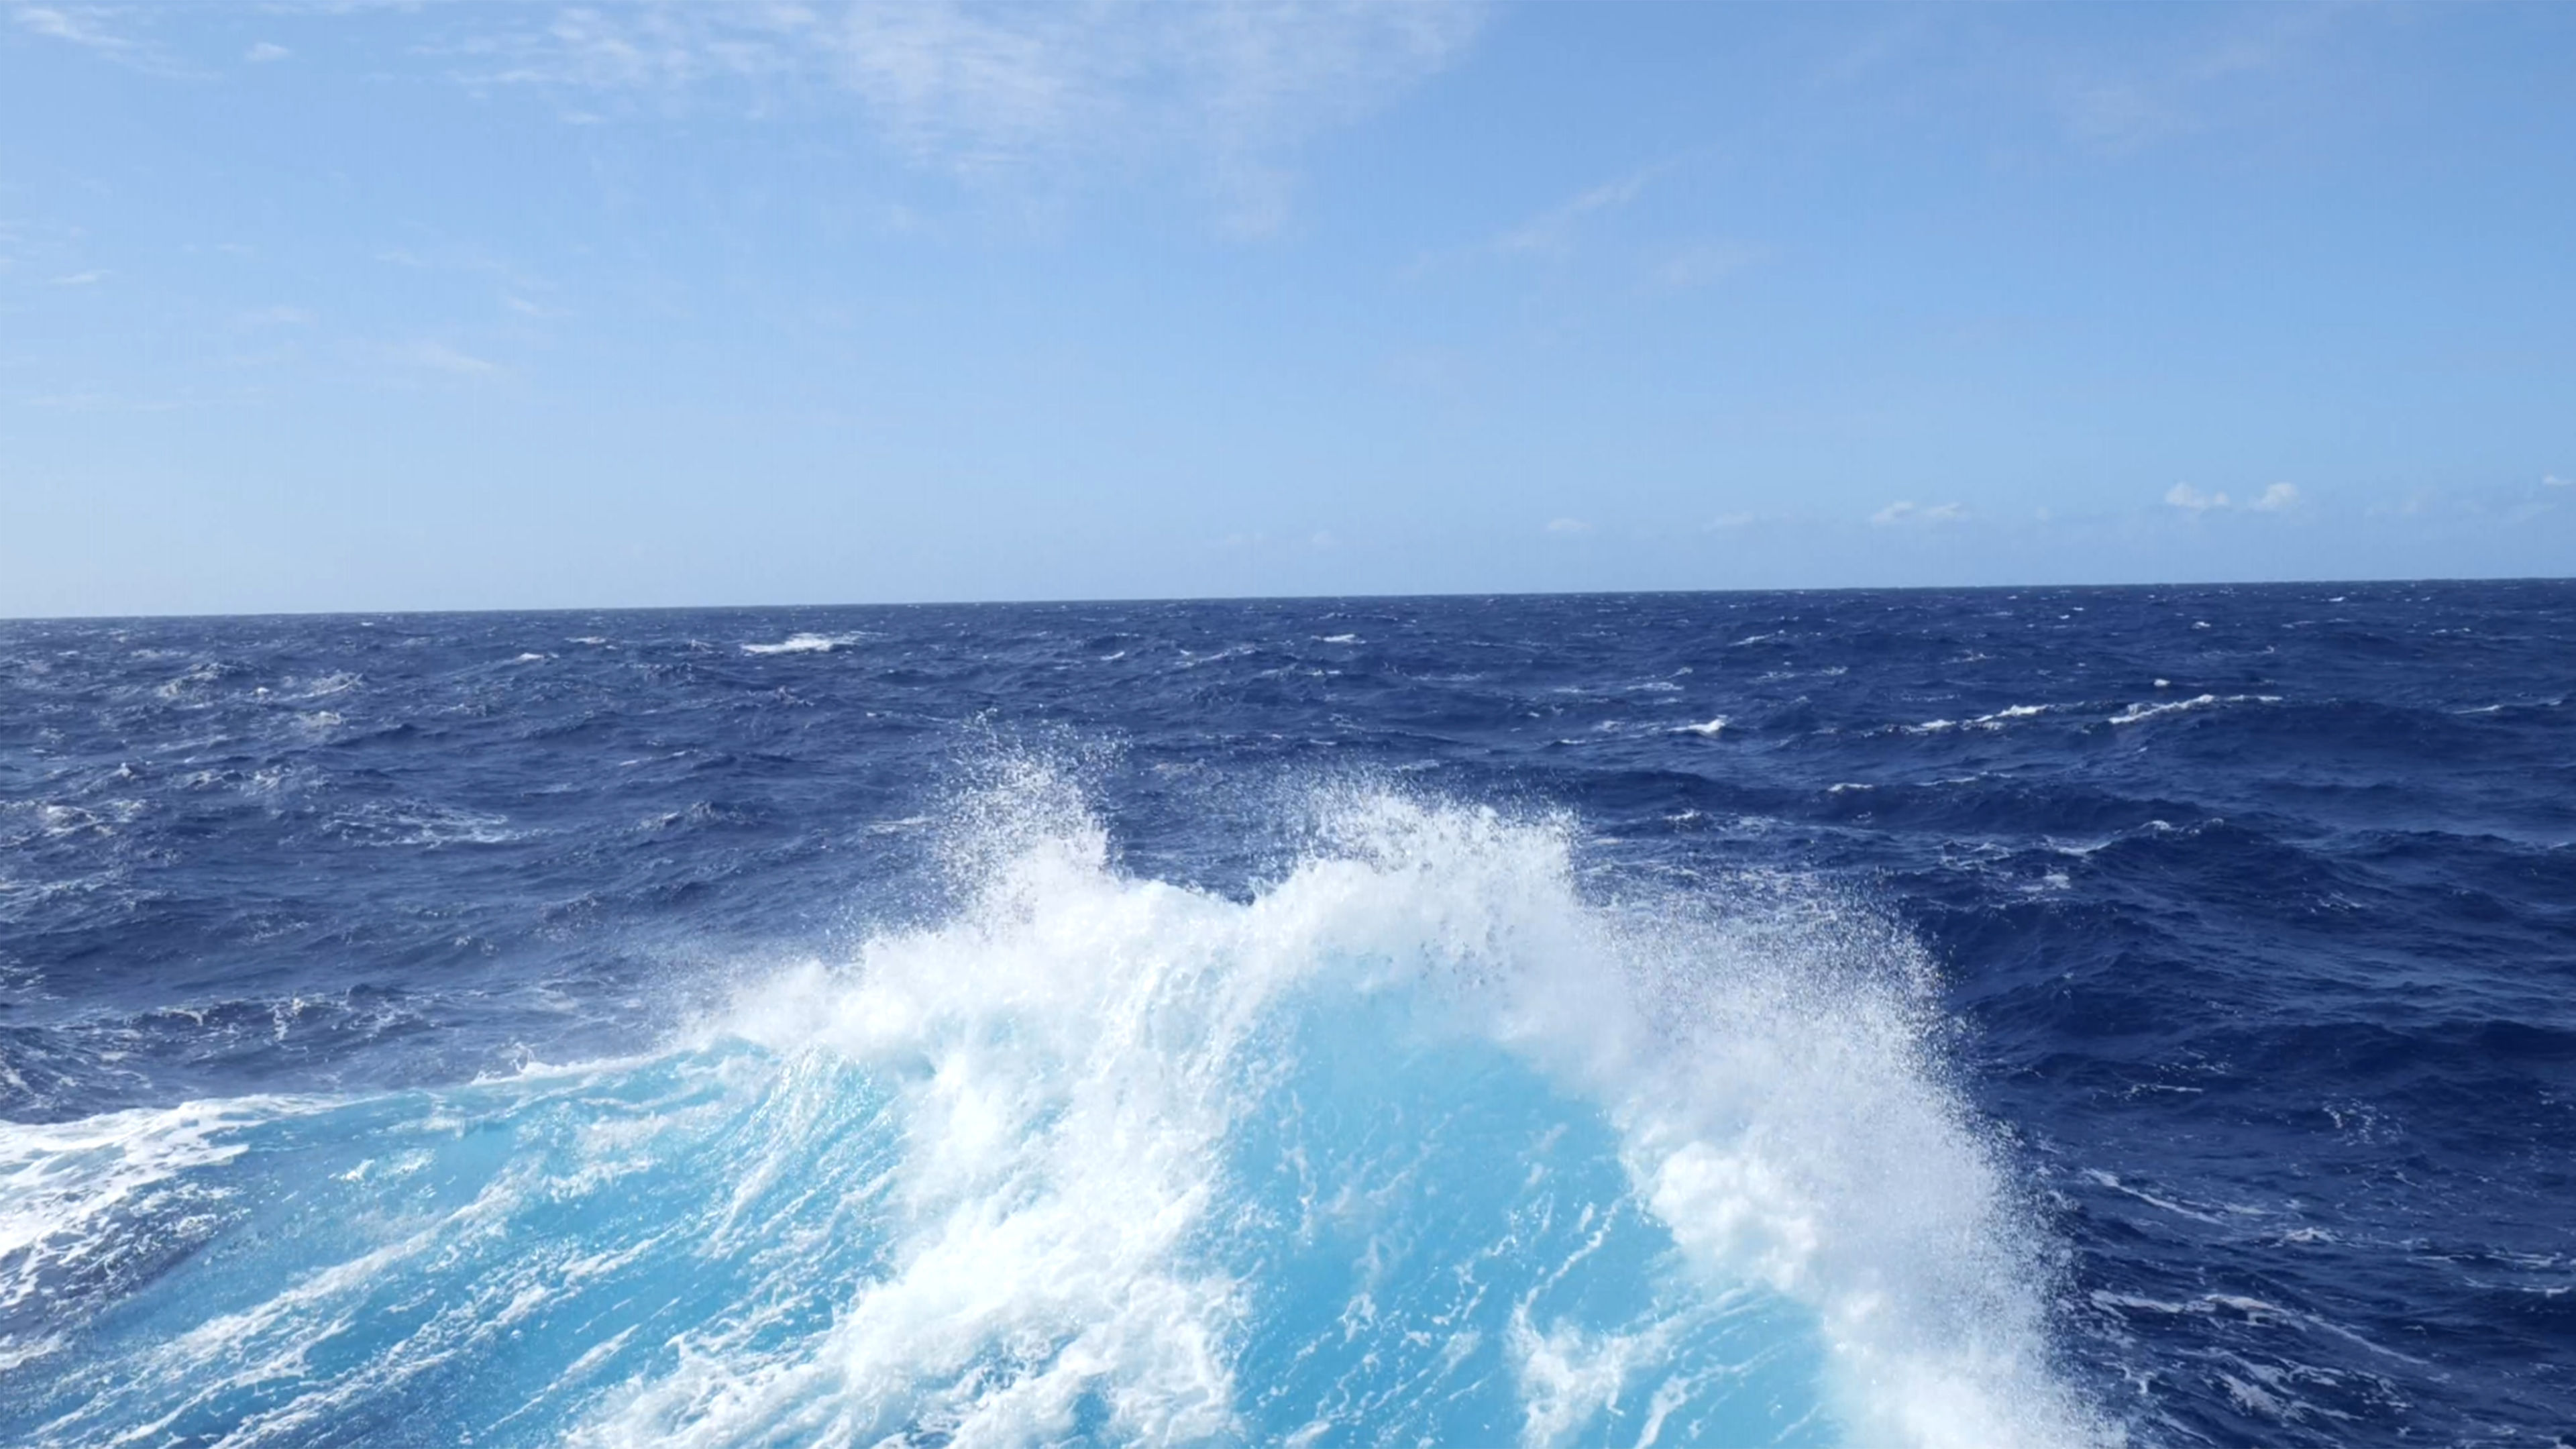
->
0;763;2107;1448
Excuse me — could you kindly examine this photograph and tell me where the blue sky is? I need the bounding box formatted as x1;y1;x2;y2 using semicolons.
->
2;1;2570;615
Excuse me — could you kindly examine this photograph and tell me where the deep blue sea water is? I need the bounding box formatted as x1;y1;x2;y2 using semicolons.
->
2;582;2571;1448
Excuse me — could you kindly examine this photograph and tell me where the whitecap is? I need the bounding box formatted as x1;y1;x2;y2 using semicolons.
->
741;633;865;656
2107;693;2282;726
1905;703;2054;735
322;800;523;847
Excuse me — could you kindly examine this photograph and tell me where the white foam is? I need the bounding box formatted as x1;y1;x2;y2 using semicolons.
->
1905;704;2054;735
572;768;2109;1449
282;671;362;700
0;1098;310;1365
2106;694;2279;726
741;633;865;656
1508;1303;1663;1447
1675;716;1729;737
9;769;2112;1448
1176;643;1257;669
323;800;522;847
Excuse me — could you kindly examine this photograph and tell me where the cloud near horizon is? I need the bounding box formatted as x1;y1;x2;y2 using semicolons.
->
1871;500;1967;527
2168;481;2299;513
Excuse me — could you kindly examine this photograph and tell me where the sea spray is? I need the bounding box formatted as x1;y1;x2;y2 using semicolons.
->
0;768;2108;1447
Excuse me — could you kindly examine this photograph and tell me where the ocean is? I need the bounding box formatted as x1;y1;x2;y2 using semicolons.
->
1;582;2569;1448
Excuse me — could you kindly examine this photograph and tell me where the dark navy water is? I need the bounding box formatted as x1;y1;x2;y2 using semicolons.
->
3;583;2571;1447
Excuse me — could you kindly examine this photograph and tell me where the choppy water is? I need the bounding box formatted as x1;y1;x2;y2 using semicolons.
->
2;584;2571;1447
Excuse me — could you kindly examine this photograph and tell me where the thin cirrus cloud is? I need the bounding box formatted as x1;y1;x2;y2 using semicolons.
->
11;4;130;54
1487;166;1762;290
456;0;1489;231
1493;168;1656;257
7;1;1489;232
1654;240;1764;290
10;1;204;76
2047;4;2347;155
388;340;500;377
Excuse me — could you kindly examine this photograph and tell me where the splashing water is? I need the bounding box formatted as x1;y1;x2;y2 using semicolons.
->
0;769;2108;1447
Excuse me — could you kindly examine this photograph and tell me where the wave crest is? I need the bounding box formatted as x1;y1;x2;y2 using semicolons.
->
1;766;2110;1448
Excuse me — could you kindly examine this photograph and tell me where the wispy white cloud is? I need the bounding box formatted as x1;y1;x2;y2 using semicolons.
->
1545;517;1592;535
11;3;198;75
0;216;81;277
12;4;130;55
373;244;553;307
1654;240;1764;290
2164;482;2229;512
48;269;107;286
2245;481;2300;512
18;388;195;413
2049;4;2347;155
1871;500;1966;527
18;3;1483;233
2546;474;2571;488
458;1;1487;233
2056;78;2188;154
390;340;499;376
2186;5;2343;83
1494;169;1654;258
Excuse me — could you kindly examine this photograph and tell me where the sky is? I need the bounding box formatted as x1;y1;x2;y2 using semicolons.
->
1;1;2571;616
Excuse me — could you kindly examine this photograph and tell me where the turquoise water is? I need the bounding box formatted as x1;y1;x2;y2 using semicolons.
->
4;786;2086;1447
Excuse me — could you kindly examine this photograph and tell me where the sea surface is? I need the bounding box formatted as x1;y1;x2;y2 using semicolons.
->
1;583;2570;1448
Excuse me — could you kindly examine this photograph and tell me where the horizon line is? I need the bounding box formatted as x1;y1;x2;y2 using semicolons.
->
5;573;2570;627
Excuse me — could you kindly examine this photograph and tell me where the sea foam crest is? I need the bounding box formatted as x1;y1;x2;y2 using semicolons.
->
619;764;2106;1448
0;763;2111;1448
0;1099;290;1373
742;632;867;655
